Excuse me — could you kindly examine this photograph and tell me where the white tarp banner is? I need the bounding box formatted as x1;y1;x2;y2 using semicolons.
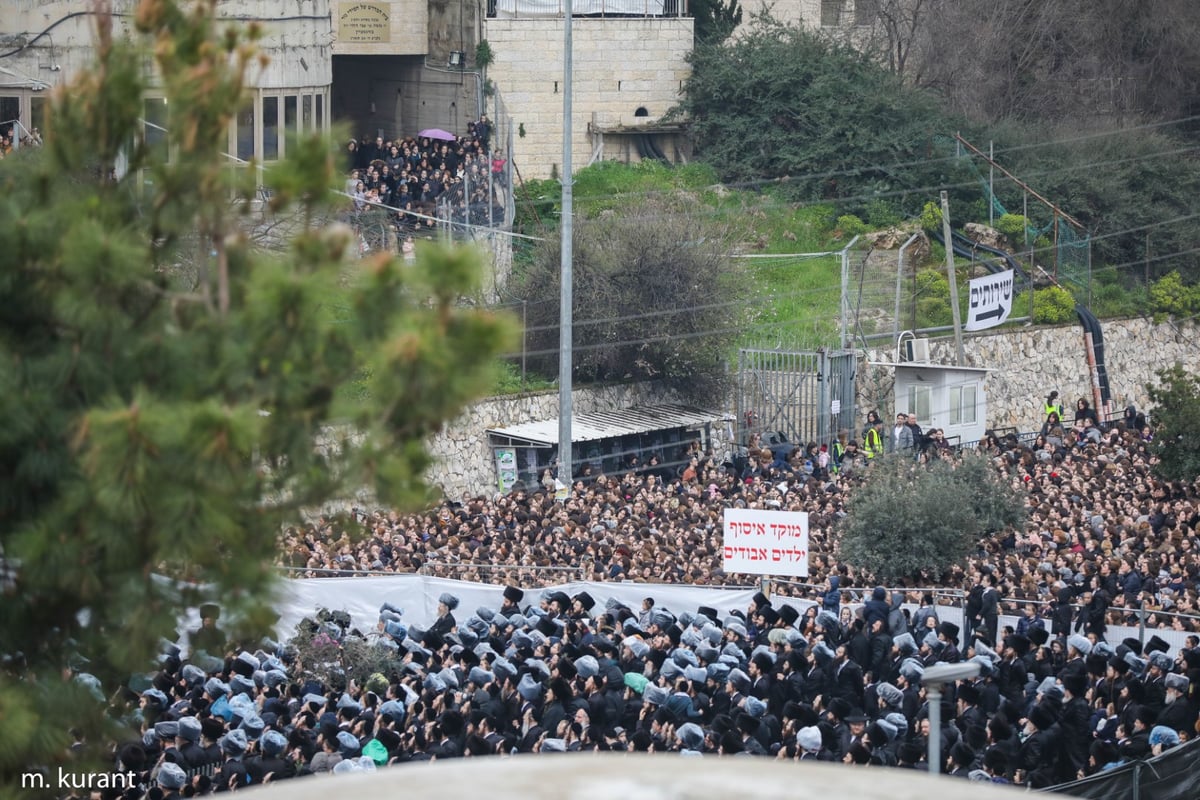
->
965;269;1015;331
722;508;809;577
267;575;762;639
177;574;1192;658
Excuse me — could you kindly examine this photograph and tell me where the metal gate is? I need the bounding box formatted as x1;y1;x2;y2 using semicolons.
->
736;349;857;451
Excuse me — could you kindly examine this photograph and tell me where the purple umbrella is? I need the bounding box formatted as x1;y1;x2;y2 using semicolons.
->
418;128;457;142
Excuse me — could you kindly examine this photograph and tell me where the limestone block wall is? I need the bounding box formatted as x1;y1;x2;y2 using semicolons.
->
483;18;692;179
857;317;1200;436
736;0;822;30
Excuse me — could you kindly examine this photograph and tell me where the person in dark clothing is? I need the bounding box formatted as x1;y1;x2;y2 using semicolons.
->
1051;586;1075;638
190;603;226;655
979;573;1001;646
1058;672;1091;782
863;586;890;629
1074;397;1100;426
423;592;459;648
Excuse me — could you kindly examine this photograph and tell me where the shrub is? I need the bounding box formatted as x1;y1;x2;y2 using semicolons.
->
836;214;868;237
1149;270;1200;318
919;201;943;232
865;198;902;229
995;213;1028;239
1032;286;1076;324
837;452;1025;582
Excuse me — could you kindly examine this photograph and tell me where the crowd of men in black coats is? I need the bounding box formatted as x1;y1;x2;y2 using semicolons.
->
67;578;1200;799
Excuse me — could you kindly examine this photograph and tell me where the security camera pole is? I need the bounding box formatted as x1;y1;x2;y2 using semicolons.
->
921;661;980;776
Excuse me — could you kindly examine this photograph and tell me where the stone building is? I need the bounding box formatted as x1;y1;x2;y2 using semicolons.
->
2;1;691;179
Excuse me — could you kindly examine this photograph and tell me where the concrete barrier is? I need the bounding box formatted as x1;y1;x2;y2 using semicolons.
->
249;752;1021;800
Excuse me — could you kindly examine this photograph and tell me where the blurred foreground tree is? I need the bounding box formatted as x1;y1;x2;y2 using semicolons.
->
0;0;513;789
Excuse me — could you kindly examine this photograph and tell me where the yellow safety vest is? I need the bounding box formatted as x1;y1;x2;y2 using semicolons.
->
864;428;883;458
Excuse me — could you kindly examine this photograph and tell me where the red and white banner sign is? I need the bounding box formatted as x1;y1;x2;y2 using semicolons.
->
721;508;809;577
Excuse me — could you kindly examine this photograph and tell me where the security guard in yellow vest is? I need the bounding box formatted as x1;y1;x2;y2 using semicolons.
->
864;419;884;459
1043;391;1064;419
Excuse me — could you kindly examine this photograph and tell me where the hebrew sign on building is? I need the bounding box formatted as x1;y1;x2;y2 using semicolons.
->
339;2;391;43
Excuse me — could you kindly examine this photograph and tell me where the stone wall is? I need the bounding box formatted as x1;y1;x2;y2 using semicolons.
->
482;18;693;179
858;316;1200;435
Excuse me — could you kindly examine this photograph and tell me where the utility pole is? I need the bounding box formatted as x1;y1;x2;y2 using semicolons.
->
940;191;965;366
988;140;994;228
557;0;574;491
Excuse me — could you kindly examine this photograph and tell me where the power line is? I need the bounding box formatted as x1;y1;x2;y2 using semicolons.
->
506;209;1200;344
514;114;1200;212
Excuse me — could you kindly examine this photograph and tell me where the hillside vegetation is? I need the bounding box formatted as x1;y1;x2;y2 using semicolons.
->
504;13;1200;391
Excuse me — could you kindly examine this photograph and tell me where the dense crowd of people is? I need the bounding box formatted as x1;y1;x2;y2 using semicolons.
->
342;115;507;243
66;575;1200;797
278;404;1200;636
43;397;1200;796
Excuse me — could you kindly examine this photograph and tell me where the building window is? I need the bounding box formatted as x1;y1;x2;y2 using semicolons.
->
907;385;931;424
30;96;46;136
316;94;324;132
821;0;847;26
262;96;279;160
236;100;254;162
855;0;879;26
0;96;18;140
285;95;297;134
302;95;312;132
949;384;978;426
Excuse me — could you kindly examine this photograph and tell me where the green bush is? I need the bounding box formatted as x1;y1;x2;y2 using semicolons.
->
837;452;1025;582
836;214;868;237
919;201;943;232
1089;271;1148;318
865;198;902;229
914;268;952;327
995;213;1028;238
1031;286;1077;324
1149;270;1200;318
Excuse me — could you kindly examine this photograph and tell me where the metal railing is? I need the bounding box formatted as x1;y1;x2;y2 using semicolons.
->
417;561;589;584
764;579;1200;638
488;0;690;18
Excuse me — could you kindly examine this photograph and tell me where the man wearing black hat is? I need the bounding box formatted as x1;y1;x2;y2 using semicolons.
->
1117;706;1155;760
956;683;986;735
500;586;525;615
571;592;595;620
200;717;226;767
191;604;226;655
1059;672;1091;782
429;711;465;758
831;645;865;710
1018;704;1060;787
937;622;961;663
1000;634;1030;704
867;618;893;680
